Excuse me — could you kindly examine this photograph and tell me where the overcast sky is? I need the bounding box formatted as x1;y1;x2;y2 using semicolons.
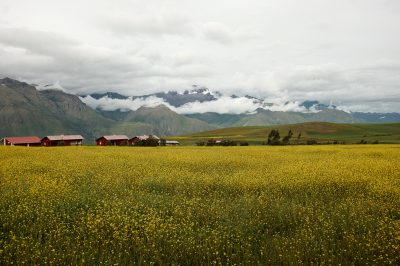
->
0;0;399;112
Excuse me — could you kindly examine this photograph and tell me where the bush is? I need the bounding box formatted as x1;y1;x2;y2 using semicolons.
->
137;138;159;147
220;140;238;146
196;141;205;146
307;140;318;145
206;139;216;146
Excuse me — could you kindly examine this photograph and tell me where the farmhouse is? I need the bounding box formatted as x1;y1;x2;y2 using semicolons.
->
96;135;129;146
41;135;84;146
1;136;41;146
129;135;160;146
165;140;180;146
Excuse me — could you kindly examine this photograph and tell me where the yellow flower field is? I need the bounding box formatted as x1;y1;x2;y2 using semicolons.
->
0;145;399;264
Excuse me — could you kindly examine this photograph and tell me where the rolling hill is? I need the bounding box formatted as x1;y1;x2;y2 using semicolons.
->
123;105;215;136
170;122;400;145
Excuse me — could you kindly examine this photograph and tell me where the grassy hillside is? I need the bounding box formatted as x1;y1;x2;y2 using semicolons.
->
123;105;216;136
169;122;400;145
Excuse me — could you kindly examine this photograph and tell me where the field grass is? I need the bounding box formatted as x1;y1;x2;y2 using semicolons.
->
169;122;400;145
0;145;399;264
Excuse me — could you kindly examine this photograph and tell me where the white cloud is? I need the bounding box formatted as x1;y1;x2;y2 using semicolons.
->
80;93;311;114
99;12;194;37
80;95;175;112
35;81;66;92
201;22;259;45
176;96;260;114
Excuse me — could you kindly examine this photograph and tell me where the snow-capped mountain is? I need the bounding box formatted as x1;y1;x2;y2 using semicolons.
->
80;86;320;115
79;86;400;125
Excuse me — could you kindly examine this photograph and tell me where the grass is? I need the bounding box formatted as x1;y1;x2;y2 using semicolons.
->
169;122;400;145
0;145;399;264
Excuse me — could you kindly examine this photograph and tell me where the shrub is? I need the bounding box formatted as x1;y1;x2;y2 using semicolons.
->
307;140;318;145
206;139;216;146
196;141;205;146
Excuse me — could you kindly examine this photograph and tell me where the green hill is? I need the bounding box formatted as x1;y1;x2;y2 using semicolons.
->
169;122;400;145
122;105;215;136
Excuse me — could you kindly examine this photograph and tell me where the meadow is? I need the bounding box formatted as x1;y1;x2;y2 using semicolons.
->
171;122;400;145
0;145;399;264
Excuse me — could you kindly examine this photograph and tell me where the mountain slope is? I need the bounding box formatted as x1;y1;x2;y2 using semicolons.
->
233;110;308;126
0;78;131;140
122;105;216;136
185;112;247;127
227;108;359;127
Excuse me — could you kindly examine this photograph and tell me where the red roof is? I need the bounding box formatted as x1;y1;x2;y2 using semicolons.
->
3;136;41;144
43;135;84;141
97;135;129;141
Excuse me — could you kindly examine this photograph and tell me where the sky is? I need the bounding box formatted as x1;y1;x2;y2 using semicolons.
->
0;0;399;113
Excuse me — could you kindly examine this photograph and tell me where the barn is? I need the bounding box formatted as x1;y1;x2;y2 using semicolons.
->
41;135;84;146
1;136;41;146
129;135;160;146
96;135;129;146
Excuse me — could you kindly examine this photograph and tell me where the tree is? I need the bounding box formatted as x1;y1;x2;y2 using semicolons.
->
267;130;281;145
159;138;167;146
137;136;159;146
282;129;293;144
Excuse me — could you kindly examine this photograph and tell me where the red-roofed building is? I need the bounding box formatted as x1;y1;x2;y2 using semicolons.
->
1;136;41;146
41;135;84;146
96;135;128;146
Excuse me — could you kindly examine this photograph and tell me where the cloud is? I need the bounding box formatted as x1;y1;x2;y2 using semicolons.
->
212;62;400;113
276;62;400;110
80;92;310;115
201;22;259;45
0;27;209;94
99;12;258;45
99;12;194;37
176;96;261;114
80;95;175;112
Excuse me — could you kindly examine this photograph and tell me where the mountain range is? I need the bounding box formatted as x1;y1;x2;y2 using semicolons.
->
1;77;399;141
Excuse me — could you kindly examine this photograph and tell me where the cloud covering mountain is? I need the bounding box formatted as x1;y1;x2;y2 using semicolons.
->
79;89;333;115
